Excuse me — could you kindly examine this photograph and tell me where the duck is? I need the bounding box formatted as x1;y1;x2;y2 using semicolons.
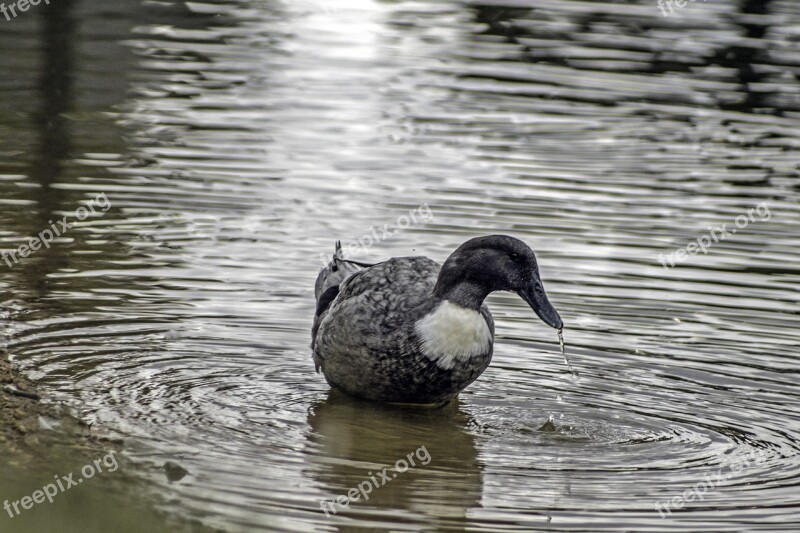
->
311;235;563;405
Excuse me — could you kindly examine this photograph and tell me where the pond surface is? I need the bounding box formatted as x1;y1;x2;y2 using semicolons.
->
1;0;799;531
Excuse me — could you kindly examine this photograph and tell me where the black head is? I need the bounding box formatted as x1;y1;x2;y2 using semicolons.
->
433;235;563;329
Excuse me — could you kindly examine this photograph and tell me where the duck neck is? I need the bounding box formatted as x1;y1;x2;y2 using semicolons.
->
432;279;490;311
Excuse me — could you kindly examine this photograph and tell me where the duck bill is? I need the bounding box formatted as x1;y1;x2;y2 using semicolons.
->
518;282;563;330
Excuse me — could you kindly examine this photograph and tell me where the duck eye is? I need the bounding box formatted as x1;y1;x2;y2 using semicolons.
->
509;253;521;261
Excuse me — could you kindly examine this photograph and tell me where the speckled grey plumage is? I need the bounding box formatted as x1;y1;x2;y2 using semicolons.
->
312;254;494;405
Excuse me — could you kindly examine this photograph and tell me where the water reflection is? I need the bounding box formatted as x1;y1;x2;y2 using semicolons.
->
718;0;774;112
307;391;482;531
24;0;76;292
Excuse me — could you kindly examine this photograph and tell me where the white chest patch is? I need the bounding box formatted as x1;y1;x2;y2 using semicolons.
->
415;301;492;370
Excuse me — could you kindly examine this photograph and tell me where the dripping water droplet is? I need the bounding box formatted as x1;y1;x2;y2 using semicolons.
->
558;327;577;379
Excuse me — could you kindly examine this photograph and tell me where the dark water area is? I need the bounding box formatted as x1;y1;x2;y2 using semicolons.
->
1;0;799;531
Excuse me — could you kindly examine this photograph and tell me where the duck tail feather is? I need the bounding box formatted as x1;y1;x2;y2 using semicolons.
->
314;240;370;312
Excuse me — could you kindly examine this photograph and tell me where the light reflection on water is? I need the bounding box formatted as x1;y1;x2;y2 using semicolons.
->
1;0;799;530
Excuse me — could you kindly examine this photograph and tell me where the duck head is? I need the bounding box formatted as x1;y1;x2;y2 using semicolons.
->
432;235;563;329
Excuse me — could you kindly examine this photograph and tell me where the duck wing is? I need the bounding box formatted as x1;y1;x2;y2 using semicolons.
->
311;256;441;371
334;256;440;314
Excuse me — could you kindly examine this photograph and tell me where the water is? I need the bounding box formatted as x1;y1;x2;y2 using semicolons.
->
1;0;800;531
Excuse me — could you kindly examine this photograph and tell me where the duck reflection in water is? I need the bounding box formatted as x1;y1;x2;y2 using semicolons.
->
305;390;483;531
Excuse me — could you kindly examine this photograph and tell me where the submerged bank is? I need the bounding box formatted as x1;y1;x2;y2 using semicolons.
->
1;356;60;444
0;356;217;533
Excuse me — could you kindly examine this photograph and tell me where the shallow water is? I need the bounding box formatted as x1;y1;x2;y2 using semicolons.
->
1;0;800;531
